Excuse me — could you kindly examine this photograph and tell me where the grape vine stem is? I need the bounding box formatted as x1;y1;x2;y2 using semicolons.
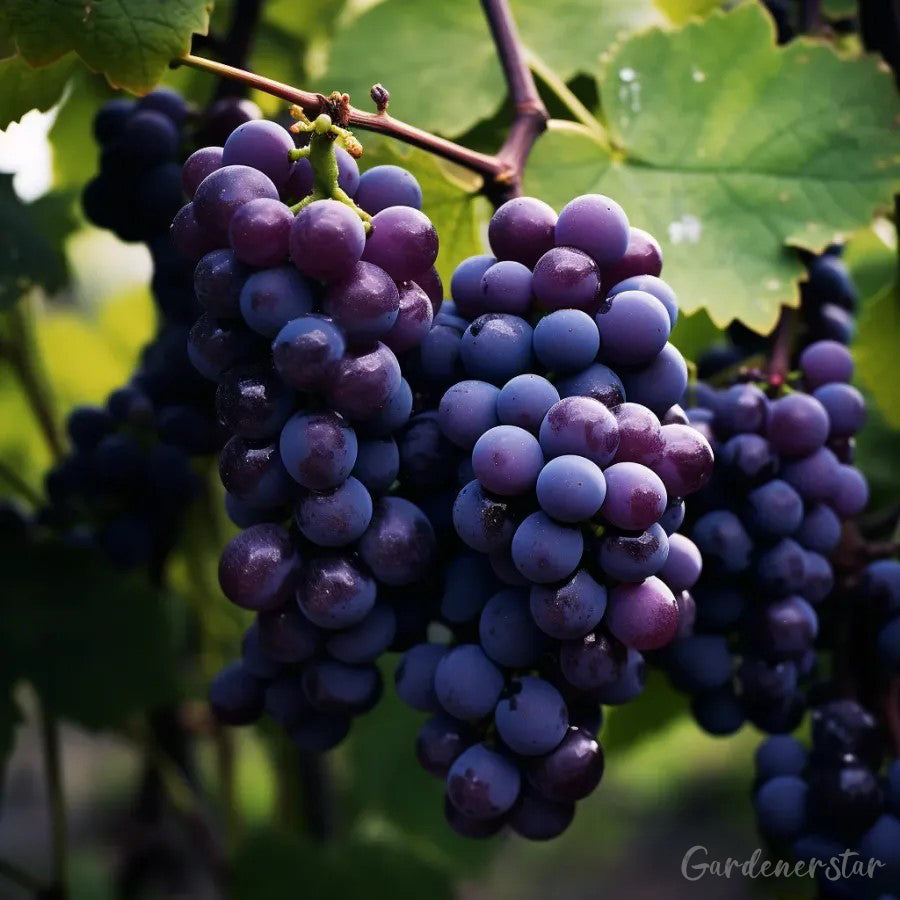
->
179;0;550;202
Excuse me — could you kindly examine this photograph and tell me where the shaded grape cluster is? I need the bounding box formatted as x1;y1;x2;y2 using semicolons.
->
42;91;263;569
184;118;444;750
391;194;714;840
664;340;869;735
752;700;900;898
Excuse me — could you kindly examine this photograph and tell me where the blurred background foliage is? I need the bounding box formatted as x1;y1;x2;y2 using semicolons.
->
0;0;898;896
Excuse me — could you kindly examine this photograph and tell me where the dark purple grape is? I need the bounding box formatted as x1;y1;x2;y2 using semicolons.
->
416;714;474;778
382;280;433;354
355;165;422;214
218;523;299;611
321;261;400;343
357;497;436;586
488;196;556;268
555;193;629;265
257;604;320;663
216;364;294;440
295;476;373;547
194;249;248;318
279;411;357;490
228;197;293;267
606;577;679;651
532;247;599;312
297;554;376;629
209;662;265;725
182;146;224;198
271;314;346;392
447;743;521;820
327;343;402;421
222;119;295;188
193;165;280;243
325;603;396;664
219;436;294;508
599;227;662;292
361;206;438;282
453;479;520;553
302;659;381;715
290;199;366;282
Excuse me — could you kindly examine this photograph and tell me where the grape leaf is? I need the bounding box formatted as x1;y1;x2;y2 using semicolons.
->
5;0;211;94
321;0;664;137
524;4;900;333
0;175;71;308
849;226;900;428
360;138;489;287
0;53;74;128
655;0;723;23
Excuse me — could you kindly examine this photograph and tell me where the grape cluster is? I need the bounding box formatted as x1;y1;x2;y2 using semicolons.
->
42;91;258;569
185;116;444;750
664;340;869;735
391;194;714;840
753;700;900;898
865;558;900;681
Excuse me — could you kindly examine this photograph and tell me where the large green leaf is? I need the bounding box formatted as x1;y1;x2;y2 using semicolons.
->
525;3;900;333
0;53;75;128
6;0;211;94
849;226;900;428
0;175;71;308
0;538;180;729
360;138;489;286
321;0;664;138
656;0;723;23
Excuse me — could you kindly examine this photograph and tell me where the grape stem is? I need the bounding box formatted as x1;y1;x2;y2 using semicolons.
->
766;305;796;381
178;0;549;203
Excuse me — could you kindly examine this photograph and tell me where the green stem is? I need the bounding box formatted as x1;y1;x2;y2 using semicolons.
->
526;50;609;143
1;296;65;461
0;458;43;506
39;701;68;898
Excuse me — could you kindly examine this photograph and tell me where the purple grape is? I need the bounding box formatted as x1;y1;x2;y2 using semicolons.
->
559;630;626;692
495;677;568;756
324;603;396;665
279;411;358;490
229;197;293;267
289;713;351;752
222;119;295;188
531;308;599;373
496;375;560;433
511;511;584;584
539;396;619;467
509;791;575;841
358;497;436;586
351;437;399;496
743;479;804;537
489;196;556;267
800;339;854;388
692;689;745;736
598;523;669;582
755;776;809;842
172;202;221;260
209;662;264;725
239;265;315;337
416;323;465;386
659;500;686;535
440;552;498;624
272;314;346;391
290;199;366;282
478;588;546;667
555;193;629;265
302;659;381;715
193;249;247;318
766;393;830;457
611;402;664;466
450;254;496;319
532;247;599;312
435;645;504;720
658;533;701;591
257;604;320;663
416;715;474;778
219;436;294;508
655;424;714;499
199;96;262;145
216;364;294;440
121;110;179;168
264;675;313;727
295;476;373;547
862;559;900;617
600;462;667;531
443;797;506;838
479;260;534;315
529;569;607;640
461;314;534;384
472;425;544;496
447;743;521;820
796;503;842;554
182;146;223;198
692;510;752;573
187;314;264;382
395;642;447;712
193;165;279;243
438;380;501;449
554;362;625;408
666;635;732;693
93;97;134;145
719;433;778;484
813;383;866;437
717;383;768;435
609;274;678;326
756;538;807;595
453;479;520;553
829;463;868;517
398;413;456;492
361;206;438;282
620;343;688;416
751;595;818;660
297;554;376;629
322;262;399;344
363;378;413;437
218;523;299;611
606;576;679;651
382;279;433;354
535;455;606;523
526;727;604;802
599;227;662;292
415;265;443;314
355;164;422;214
595;290;671;366
327;342;402;421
